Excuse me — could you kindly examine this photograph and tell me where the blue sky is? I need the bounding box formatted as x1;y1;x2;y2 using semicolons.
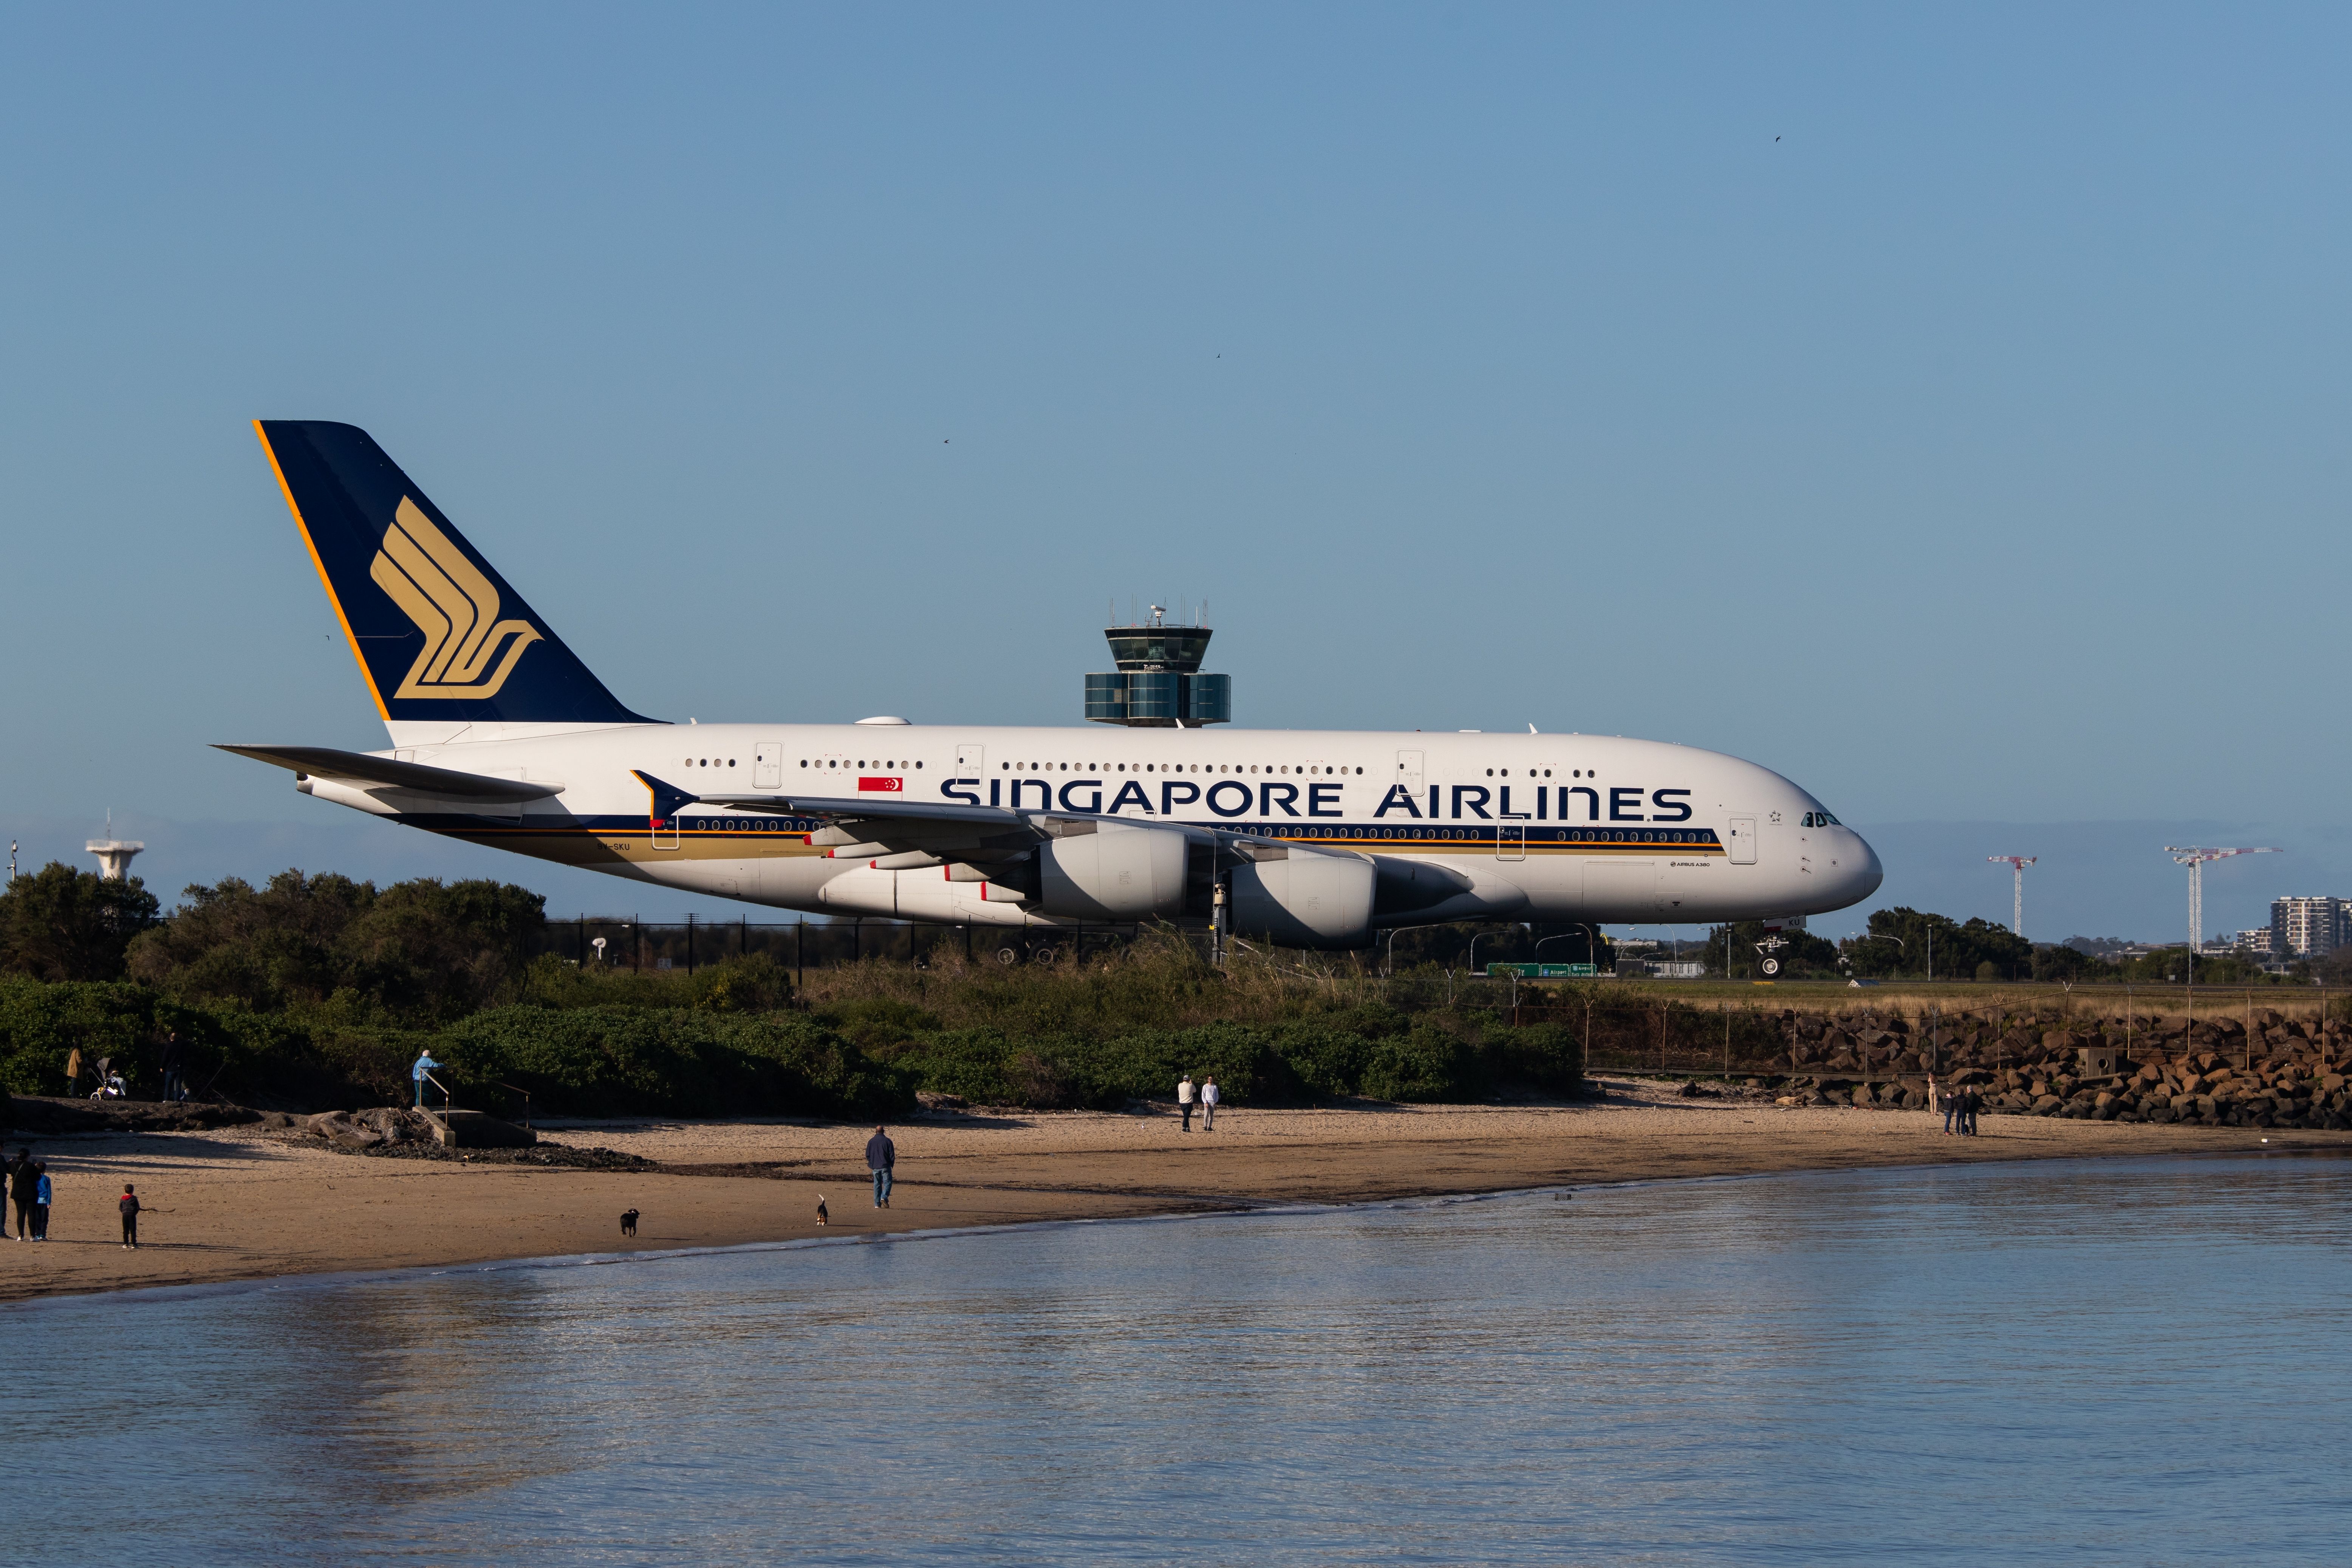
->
2;4;2345;937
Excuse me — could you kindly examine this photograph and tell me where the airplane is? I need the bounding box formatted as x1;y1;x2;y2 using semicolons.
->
221;421;1884;951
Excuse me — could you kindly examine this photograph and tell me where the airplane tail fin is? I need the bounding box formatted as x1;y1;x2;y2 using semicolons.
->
254;420;656;729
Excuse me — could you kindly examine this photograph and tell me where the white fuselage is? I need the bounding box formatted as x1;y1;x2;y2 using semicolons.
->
301;720;1883;929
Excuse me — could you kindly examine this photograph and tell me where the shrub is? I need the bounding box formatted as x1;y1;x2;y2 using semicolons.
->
436;1005;908;1120
0;977;166;1096
1362;1024;1485;1103
1484;1022;1585;1096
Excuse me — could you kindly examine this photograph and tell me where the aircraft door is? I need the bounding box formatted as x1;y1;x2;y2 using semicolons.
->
1728;817;1757;865
1496;823;1525;862
1396;749;1424;795
754;743;782;789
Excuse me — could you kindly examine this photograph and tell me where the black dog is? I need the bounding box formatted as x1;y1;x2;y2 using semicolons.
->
620;1209;640;1238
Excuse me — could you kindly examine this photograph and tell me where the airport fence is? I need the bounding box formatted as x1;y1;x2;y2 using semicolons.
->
525;916;1159;980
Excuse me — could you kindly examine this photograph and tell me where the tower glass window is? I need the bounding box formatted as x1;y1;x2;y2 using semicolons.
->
1084;604;1232;727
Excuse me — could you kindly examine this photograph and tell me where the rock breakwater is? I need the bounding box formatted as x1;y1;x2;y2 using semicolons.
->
1758;1005;2349;1130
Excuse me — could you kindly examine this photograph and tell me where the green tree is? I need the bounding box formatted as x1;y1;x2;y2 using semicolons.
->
0;863;161;981
2029;943;2107;983
127;870;546;1023
1838;908;2031;980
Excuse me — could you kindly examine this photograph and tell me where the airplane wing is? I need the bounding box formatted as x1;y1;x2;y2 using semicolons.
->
695;793;1023;828
218;745;564;802
639;774;1035;861
635;772;1337;867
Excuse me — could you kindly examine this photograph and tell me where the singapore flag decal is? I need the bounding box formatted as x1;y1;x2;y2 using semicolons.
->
857;776;904;793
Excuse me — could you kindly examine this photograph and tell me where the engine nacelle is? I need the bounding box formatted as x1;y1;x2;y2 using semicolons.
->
1230;851;1376;949
1038;820;1188;921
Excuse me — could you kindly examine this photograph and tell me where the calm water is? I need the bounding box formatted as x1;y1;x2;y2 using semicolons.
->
8;1155;2350;1566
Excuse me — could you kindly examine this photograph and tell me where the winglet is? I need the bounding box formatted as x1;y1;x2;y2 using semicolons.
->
633;770;698;826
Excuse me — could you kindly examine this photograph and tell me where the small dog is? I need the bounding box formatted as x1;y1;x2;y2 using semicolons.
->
620;1209;640;1238
815;1194;829;1227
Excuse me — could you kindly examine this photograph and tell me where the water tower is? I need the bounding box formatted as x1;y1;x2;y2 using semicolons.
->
87;831;145;881
1084;604;1231;727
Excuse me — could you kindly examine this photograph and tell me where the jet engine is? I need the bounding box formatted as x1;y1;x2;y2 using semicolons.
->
1037;819;1189;921
1229;849;1376;949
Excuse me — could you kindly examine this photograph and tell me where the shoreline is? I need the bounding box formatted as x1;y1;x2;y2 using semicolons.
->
5;1084;2343;1306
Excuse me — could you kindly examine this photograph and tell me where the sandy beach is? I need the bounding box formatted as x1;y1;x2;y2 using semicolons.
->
3;1081;2338;1305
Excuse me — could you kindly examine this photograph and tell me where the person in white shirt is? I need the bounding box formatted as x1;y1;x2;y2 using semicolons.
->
1176;1073;1196;1133
1201;1076;1220;1131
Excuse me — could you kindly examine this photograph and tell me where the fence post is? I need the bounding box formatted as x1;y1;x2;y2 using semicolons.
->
577;915;586;966
634;913;641;972
1723;998;1729;1078
687;913;696;976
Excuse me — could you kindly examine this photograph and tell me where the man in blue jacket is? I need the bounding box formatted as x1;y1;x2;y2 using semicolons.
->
867;1125;896;1209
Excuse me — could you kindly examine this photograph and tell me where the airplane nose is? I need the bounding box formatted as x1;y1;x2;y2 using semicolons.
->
1847;829;1885;902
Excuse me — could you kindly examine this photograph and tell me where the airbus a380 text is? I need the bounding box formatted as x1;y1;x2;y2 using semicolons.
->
222;421;1883;949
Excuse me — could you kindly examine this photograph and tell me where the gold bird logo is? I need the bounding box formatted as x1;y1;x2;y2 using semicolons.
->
370;497;542;699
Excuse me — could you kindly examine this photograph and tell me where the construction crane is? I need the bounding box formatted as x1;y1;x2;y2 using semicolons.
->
2165;846;2282;967
1987;856;2036;936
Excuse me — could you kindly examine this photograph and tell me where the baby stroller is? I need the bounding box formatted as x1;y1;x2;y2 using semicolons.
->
89;1056;127;1099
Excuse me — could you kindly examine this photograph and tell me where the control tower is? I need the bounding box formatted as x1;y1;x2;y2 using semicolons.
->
1084;605;1231;727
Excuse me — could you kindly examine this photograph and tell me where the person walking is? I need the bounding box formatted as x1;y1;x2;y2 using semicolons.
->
1939;1077;1958;1136
1201;1075;1220;1132
119;1183;141;1249
1177;1073;1196;1133
412;1049;442;1109
1962;1087;1981;1136
159;1030;187;1104
31;1164;50;1241
8;1152;36;1242
866;1124;896;1209
63;1046;82;1098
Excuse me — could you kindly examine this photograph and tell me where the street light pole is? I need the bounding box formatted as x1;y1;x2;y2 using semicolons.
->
1535;931;1593;967
1381;923;1447;979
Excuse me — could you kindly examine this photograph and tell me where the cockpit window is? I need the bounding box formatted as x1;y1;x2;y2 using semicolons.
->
1802;811;1843;828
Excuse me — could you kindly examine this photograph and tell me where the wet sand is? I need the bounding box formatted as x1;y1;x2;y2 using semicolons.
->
3;1081;2335;1304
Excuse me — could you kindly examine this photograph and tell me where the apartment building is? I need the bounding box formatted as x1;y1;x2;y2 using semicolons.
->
2270;896;2350;959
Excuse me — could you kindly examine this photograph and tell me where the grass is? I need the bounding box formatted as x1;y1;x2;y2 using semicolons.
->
1605;976;2345;1026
